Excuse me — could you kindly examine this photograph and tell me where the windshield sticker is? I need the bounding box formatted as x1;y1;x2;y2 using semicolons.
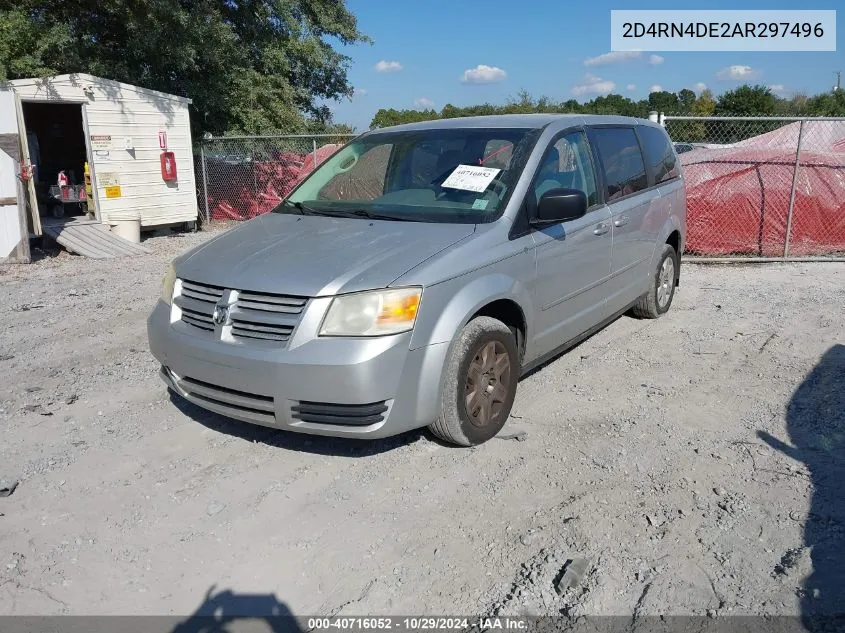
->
472;198;489;210
441;165;501;193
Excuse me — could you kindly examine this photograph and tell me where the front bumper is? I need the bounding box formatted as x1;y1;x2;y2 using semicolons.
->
147;300;448;439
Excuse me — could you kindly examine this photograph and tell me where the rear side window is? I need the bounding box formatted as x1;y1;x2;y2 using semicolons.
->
637;125;680;184
591;128;648;201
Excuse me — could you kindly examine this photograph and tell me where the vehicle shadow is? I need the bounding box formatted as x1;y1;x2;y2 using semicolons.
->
519;313;626;380
169;391;425;457
757;344;845;631
170;586;303;633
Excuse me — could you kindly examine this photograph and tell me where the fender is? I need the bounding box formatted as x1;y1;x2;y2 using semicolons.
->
409;272;534;352
650;214;684;272
408;272;534;414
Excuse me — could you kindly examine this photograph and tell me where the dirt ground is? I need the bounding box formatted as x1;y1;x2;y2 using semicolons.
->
1;226;843;622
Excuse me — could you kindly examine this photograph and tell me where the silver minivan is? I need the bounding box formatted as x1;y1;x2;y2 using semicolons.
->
148;114;686;446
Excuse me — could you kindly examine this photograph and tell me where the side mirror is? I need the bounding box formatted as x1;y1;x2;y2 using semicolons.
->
532;188;588;225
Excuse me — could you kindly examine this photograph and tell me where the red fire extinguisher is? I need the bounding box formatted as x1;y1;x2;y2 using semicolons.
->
19;162;32;181
160;151;177;182
57;171;69;187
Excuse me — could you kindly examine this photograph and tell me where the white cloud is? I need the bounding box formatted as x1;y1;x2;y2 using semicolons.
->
768;84;787;94
650;84;663;93
717;65;760;81
627;83;637;92
352;88;367;98
584;51;642;67
693;82;708;93
460;64;507;84
649;54;665;66
572;74;616;96
414;97;435;108
375;60;403;73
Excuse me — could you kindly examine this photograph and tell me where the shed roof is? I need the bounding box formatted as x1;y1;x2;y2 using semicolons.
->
8;73;192;105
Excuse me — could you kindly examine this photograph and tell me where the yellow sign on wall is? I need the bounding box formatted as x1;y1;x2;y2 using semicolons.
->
105;185;122;198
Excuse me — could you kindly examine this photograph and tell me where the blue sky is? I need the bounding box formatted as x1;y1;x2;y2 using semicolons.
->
326;0;843;131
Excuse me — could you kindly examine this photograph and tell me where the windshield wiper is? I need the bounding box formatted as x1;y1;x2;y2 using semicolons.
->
277;199;320;215
317;208;412;222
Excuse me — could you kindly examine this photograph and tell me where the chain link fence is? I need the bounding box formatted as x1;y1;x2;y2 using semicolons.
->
195;120;845;260
665;116;845;259
197;134;355;223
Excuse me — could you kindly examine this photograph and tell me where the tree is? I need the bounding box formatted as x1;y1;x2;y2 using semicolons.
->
0;0;370;137
715;85;782;141
370;108;439;129
691;89;716;116
715;85;777;116
678;89;697;113
678;89;716;142
806;90;845;116
648;90;680;114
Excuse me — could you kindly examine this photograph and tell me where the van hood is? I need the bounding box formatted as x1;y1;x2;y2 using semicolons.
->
176;212;475;296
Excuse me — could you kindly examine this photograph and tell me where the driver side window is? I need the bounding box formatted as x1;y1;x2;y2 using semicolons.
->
532;132;597;207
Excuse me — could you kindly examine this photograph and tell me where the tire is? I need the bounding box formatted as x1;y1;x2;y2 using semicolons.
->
632;243;679;319
429;316;519;447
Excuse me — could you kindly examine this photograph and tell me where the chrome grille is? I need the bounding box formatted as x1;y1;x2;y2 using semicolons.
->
175;280;223;331
230;291;306;343
174;279;307;345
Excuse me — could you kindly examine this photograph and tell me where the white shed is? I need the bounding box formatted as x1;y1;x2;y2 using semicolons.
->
1;73;198;263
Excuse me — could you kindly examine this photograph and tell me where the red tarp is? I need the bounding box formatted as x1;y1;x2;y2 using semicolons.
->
680;122;845;256
207;144;343;221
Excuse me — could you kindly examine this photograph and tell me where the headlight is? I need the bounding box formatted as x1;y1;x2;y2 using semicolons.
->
161;263;177;305
319;287;421;337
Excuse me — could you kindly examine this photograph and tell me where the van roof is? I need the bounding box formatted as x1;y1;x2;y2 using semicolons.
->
368;113;658;133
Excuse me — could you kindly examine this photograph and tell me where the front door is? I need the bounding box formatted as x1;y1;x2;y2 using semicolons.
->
529;130;612;360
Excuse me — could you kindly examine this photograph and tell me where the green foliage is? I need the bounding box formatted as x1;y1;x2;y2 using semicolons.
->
370;83;844;136
691;89;716;116
648;91;680;114
370;92;651;129
806;90;845;116
0;0;370;137
678;89;697;113
715;85;778;116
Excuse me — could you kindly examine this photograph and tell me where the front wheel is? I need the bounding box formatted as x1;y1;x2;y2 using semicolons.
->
632;243;679;319
428;316;519;446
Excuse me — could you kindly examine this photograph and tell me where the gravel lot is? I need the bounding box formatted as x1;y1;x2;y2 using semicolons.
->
1;226;843;623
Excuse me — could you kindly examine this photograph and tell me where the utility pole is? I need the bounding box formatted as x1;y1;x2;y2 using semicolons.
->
835;71;842;92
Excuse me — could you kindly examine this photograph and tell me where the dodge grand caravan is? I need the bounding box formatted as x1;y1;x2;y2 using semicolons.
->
148;114;686;446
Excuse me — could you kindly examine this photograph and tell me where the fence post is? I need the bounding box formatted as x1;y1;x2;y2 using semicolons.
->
200;143;210;225
783;119;806;258
648;111;658;123
312;139;318;168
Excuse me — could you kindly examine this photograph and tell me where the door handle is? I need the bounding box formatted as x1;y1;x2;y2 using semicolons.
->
593;223;609;236
614;216;630;227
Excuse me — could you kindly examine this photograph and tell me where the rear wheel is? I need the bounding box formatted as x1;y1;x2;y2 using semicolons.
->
632;243;678;319
429;316;519;446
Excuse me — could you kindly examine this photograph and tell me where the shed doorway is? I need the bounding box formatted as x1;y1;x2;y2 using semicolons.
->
21;102;93;221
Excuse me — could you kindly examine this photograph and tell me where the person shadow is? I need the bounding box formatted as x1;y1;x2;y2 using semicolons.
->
170;586;304;633
757;344;845;631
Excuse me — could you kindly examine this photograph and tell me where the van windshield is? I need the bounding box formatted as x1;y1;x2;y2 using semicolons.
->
275;127;540;223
